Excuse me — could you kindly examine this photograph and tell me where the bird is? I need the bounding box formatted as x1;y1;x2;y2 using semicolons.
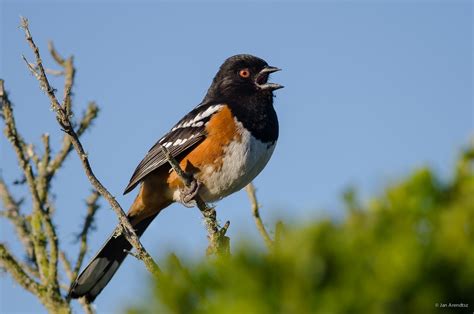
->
67;54;283;303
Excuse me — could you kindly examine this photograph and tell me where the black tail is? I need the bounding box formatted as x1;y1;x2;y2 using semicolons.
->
67;214;157;303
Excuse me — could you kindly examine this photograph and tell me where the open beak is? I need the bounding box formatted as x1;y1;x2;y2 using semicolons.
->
255;66;284;91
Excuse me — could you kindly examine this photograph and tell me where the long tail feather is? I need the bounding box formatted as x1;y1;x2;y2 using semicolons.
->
67;213;157;303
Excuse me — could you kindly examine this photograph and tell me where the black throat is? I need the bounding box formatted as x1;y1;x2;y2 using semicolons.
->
203;91;279;144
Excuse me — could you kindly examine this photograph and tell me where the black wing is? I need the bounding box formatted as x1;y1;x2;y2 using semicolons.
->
123;103;223;194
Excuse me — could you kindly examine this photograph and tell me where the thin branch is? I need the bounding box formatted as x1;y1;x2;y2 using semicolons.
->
26;143;41;172
0;243;44;296
59;251;74;281
245;183;273;249
60;252;95;314
45;68;65;76
20;18;64;118
20;260;41;279
22;56;41;81
1;78;50;283
80;301;95;314
62;58;74;118
160;145;230;256
72;191;100;279
48;41;75;119
36;136;60;294
0;177;35;260
45;40;98;179
47;102;99;177
20;17;160;276
48;41;65;65
37;133;51;204
43;209;59;293
26;61;64;76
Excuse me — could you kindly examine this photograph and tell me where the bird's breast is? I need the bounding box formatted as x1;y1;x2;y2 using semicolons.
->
198;122;276;202
168;106;277;203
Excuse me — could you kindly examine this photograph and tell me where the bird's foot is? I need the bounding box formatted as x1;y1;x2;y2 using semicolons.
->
179;179;202;207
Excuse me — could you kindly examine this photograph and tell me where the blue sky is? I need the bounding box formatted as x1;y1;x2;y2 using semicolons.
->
1;1;472;313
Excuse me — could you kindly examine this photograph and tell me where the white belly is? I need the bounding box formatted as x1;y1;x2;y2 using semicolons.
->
199;122;276;202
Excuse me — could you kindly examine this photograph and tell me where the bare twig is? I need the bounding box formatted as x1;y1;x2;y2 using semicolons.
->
80;301;95;314
20;18;64;118
59;251;73;281
1;78;50;283
36;136;60;295
22;56;41;81
19;17;160;276
47;102;99;177
27;143;41;171
0;177;35;260
26;61;64;76
0;244;44;296
43;209;59;293
48;41;75;118
160;145;230;256
72;191;100;279
245;183;273;249
60;252;95;313
20;260;41;279
48;41;65;65
37;134;51;204
2;73;69;312
43;40;98;180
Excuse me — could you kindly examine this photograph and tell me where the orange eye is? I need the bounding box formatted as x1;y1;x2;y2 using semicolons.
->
239;69;250;78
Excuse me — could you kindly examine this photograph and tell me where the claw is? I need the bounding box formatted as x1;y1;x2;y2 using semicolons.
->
179;179;202;207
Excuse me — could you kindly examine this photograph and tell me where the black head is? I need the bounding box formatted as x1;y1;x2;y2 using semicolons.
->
203;54;283;103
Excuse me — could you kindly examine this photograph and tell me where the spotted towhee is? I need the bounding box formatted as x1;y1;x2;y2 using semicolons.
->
68;54;283;302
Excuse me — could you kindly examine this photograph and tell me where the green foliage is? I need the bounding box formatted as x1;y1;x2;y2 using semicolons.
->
129;145;474;314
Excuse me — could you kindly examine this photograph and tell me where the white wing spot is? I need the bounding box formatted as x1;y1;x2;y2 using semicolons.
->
171;105;222;132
